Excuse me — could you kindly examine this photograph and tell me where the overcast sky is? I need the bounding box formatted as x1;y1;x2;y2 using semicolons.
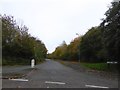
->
1;0;113;53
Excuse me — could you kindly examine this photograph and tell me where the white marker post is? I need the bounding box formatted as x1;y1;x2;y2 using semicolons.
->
31;59;35;68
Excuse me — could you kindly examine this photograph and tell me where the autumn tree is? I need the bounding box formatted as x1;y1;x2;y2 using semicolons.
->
2;15;47;65
50;37;82;61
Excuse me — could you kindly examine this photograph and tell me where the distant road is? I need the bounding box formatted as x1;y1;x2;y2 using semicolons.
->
2;59;118;88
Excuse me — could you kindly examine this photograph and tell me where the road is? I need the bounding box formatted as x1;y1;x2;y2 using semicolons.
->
2;59;118;88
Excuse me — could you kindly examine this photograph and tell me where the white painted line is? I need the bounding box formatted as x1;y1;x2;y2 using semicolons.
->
85;85;109;88
47;86;49;88
45;81;66;85
9;78;28;82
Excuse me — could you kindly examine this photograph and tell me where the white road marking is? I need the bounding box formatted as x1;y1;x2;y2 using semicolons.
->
9;78;28;82
85;85;109;88
45;81;66;85
17;86;21;88
47;86;49;88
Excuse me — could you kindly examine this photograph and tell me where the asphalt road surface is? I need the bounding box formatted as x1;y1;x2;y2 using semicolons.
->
2;59;118;88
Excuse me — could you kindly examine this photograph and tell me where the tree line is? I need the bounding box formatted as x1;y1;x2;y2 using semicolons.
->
48;1;120;63
2;15;47;65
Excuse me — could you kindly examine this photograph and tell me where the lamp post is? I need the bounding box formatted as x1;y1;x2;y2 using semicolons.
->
76;33;80;63
34;46;36;58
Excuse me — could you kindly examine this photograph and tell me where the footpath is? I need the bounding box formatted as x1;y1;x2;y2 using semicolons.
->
2;65;35;79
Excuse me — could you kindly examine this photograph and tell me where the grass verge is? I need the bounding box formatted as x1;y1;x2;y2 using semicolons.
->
81;63;107;71
2;57;46;66
57;59;118;72
80;62;118;72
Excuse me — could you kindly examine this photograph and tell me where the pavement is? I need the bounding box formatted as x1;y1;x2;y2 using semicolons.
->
2;59;118;88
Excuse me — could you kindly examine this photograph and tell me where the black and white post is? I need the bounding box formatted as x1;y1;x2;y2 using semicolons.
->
31;59;35;68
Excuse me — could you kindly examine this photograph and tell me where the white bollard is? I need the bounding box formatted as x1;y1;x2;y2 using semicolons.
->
31;59;35;68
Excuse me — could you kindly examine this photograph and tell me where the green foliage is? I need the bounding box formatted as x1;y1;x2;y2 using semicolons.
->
2;57;31;65
100;1;120;62
0;31;1;66
80;1;120;63
80;27;106;62
81;63;108;71
2;15;47;65
49;1;120;64
81;62;117;72
34;40;47;63
81;63;109;71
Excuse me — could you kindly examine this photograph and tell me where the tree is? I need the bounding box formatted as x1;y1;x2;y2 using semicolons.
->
51;41;67;60
80;27;105;62
50;37;82;61
2;15;47;65
34;40;47;62
67;37;81;61
100;1;120;62
48;1;120;63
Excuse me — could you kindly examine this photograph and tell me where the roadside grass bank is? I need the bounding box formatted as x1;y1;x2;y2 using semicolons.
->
80;62;118;72
80;63;108;71
2;57;46;66
3;58;30;66
55;59;118;72
56;59;118;80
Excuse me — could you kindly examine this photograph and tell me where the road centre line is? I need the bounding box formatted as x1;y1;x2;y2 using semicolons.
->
85;84;109;88
9;78;28;82
45;81;66;85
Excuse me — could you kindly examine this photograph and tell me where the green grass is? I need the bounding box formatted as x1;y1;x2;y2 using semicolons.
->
2;58;30;66
81;63;109;71
2;57;46;66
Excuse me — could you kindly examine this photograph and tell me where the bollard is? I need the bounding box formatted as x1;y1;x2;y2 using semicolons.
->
31;59;35;68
